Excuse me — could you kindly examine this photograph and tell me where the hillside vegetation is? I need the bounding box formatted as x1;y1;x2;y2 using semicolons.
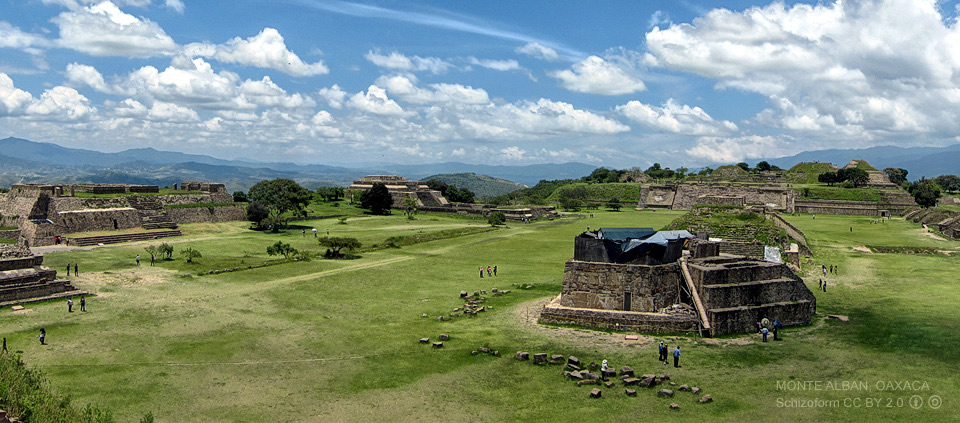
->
663;206;786;245
797;186;883;202
785;162;838;184
423;173;527;199
545;182;642;203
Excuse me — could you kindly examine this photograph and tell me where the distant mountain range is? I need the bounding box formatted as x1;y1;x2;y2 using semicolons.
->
422;173;528;199
0;137;595;191
764;144;960;179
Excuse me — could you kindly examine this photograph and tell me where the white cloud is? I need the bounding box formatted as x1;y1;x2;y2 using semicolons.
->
500;146;526;160
0;73;34;116
147;101;199;122
487;98;630;136
164;0;184;14
549;56;646;95
648;10;672;29
516;42;559;61
365;50;452;74
376;74;489;105
468;57;521;72
25;85;95;120
0;22;53;50
644;0;960;141
616;99;737;136
347;85;410;116
687;135;785;163
52;1;177;57
317;84;347;109
184;28;328;77
65;63;110;93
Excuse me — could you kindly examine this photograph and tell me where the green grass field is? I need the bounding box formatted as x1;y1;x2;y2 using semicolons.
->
2;209;959;422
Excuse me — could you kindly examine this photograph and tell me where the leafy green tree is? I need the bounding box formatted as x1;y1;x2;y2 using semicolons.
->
487;211;506;226
144;245;159;261
246;201;270;229
560;197;583;211
736;162;750;172
232;191;249;202
248;179;312;225
316;186;345;202
934;174;960;192
402;196;418;216
360;182;393;215
180;247;202;263
319;236;361;258
756;161;771;172
266;241;298;259
697;167;714;176
606;197;622;211
908;178;941;208
883;167;909;185
838;167;869;187
160;243;174;260
818;171;840;186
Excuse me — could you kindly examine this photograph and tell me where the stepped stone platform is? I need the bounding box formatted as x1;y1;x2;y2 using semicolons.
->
70;230;182;246
0;241;85;306
127;196;178;229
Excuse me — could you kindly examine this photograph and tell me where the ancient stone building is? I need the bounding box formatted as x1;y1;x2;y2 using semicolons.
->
540;229;816;336
638;182;797;212
349;175;449;208
0;182;241;246
0;238;83;306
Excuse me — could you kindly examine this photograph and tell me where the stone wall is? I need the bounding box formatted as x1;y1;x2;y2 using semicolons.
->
559;260;681;312
638;183;795;212
767;213;813;256
698;195;745;207
57;208;142;233
0;229;19;240
539;296;699;333
165;205;246;224
795;199;888;216
717;241;764;259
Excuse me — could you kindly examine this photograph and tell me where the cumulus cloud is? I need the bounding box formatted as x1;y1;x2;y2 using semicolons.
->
475;98;631;137
347;85;410;116
687;135;786;163
0;73;34;115
52;1;177;57
164;0;185;13
376;74;489;105
500;146;526;160
25;85;95;120
184;28;328;77
317;84;347;109
644;0;960;141
467;57;521;72
365;50;452;74
65;63;110;93
0;22;53;50
516;42;559;61
549;56;646;95
616;99;737;136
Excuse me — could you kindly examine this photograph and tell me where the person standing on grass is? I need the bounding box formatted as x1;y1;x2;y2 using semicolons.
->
823;280;827;292
67;297;73;312
600;360;609;381
136;255;140;266
80;295;86;312
39;328;45;345
479;267;483;278
302;229;305;237
312;228;318;237
487;266;492;277
762;327;769;342
658;341;665;362
673;346;681;368
493;266;497;277
74;263;78;276
2;337;7;353
66;262;70;276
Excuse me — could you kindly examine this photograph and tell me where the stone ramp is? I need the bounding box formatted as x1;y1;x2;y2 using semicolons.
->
70;229;182;246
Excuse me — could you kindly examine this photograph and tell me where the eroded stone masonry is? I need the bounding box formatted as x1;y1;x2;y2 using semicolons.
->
0;183;243;246
540;228;816;336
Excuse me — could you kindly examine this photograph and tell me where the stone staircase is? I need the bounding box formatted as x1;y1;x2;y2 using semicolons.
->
127;196;178;229
686;256;816;336
0;256;85;306
70;230;182;247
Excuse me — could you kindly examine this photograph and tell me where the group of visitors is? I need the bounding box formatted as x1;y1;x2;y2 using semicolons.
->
657;341;682;368
478;265;498;278
757;318;783;342
66;295;86;313
65;262;78;276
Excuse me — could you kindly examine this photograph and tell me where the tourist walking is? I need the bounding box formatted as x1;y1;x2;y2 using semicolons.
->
487;266;492;277
673;346;681;368
600;360;609;381
312;228;318;237
136;255;140;266
74;263;78;276
80;295;86;312
67;297;73;312
822;280;827;292
658;341;665;362
39;328;45;345
479;267;484;278
762;327;769;342
493;266;497;277
66;262;70;276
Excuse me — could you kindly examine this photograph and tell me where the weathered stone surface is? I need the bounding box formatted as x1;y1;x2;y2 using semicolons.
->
533;353;547;364
479;347;490;353
439;333;450;341
460;291;468;297
492;350;500;356
577;379;599;386
678;384;690;391
658;389;674;397
566;371;584;380
568;356;580;367
551;354;564;361
660;373;670;381
604;382;615;388
566;363;581;371
602;369;617;378
620;366;634;377
584;372;601;380
419;338;429;343
590;389;602;398
638;377;655;387
492;288;498;293
623;378;640;386
699;395;713;404
669;382;677;386
625;389;637;396
548;360;563;365
432;342;443;348
691;387;701;394
670;403;680;410
588;361;598;370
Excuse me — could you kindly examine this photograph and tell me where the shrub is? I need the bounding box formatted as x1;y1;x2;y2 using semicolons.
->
488;211;506;226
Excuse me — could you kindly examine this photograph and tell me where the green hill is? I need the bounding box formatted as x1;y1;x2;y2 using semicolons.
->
545;182;642;203
785;162;838;184
422;173;527;199
711;165;749;180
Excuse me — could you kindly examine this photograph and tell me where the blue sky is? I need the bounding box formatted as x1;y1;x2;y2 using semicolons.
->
2;0;960;168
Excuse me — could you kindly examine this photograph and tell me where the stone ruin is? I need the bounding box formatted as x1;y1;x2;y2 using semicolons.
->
0;237;84;306
638;182;797;213
539;228;816;336
349;175;449;208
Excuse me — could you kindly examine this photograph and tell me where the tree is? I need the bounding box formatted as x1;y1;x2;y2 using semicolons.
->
883;167;909;185
487;211;506;226
736;162;750;172
266;241;298;259
818;171;840;186
180;247;202;263
160;242;174;260
144;245;159;262
560;197;583;211
360;182;393;215
606;197;622;211
908;178;941;208
319;236;361;258
756;161;771;172
838;167;869;187
402;196;419;219
697;167;714;176
248;178;313;226
316;186;345;202
934;174;960;193
232;191;249;202
246;201;270;229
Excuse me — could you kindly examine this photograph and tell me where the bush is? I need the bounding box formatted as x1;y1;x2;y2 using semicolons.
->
488;211;506;226
180;247;202;263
